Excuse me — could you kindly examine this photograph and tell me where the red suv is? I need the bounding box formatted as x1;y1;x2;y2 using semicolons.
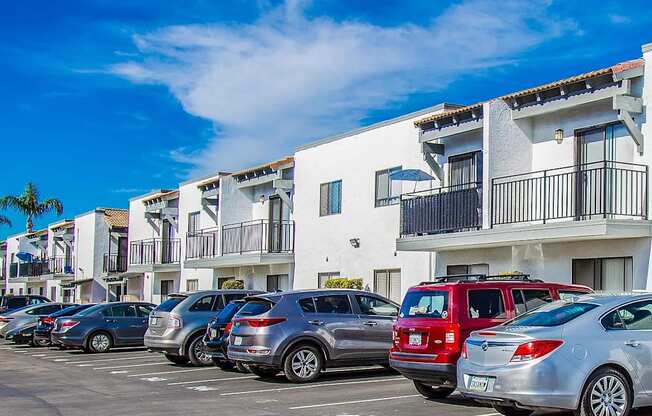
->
389;274;591;399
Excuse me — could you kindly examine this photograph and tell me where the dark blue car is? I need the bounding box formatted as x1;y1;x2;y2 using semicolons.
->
34;304;95;347
203;300;247;370
51;302;155;353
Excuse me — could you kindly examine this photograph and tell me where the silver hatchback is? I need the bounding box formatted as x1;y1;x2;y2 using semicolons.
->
227;289;399;383
457;294;652;416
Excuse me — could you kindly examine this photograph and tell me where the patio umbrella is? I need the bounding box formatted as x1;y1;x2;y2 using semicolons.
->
16;252;33;262
390;169;435;192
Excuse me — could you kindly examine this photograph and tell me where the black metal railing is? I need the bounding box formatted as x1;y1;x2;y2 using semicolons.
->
50;256;74;275
491;161;648;226
221;220;295;255
15;259;50;277
400;182;482;237
103;253;128;273
9;263;17;278
129;238;181;265
186;227;220;259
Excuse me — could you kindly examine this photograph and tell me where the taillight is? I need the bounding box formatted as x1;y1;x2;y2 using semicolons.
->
392;326;399;346
167;314;182;329
0;317;14;323
461;342;468;359
224;322;233;335
444;324;460;352
42;317;55;325
236;318;286;328
511;340;563;362
60;320;79;332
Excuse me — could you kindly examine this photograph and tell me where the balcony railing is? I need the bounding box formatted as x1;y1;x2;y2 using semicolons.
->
10;259;51;277
9;263;17;278
400;183;482;237
103;253;128;273
491;161;648;226
50;256;74;275
129;238;181;265
187;220;295;258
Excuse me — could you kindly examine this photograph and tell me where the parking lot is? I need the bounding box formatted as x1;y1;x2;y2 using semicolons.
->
0;341;602;416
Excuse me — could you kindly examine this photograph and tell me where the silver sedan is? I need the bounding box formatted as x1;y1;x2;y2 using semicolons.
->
457;294;652;416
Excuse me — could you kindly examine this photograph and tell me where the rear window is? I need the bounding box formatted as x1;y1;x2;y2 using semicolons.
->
5;297;27;309
155;296;186;312
559;290;590;301
400;291;449;318
53;305;86;318
238;299;275;316
512;289;553;315
217;302;243;322
506;302;598;327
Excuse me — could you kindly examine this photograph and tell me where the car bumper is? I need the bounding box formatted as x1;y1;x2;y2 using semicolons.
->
457;358;580;411
389;357;457;386
144;335;182;356
51;332;85;348
227;346;279;367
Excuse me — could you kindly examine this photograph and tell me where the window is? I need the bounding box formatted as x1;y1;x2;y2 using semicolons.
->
155;296;185;312
374;269;401;302
314;295;352;314
602;300;652;331
50;287;57;301
507;302;598;327
559;290;590;301
572;257;632;291
468;289;506;319
39;287;44;296
136;305;154;317
355;295;398;317
375;167;402;207
299;297;316;313
27;304;62;315
446;263;489;276
19;288;23;295
160;280;173;300
238;299;276;316
448;151;482;188
512;289;553;315
320;180;342;216
188;212;200;233
216;277;236;289
400;291;449;318
27;287;32;295
267;274;289;292
222;293;247;307
190;296;216;312
318;272;339;288
186;279;199;292
102;305;136;317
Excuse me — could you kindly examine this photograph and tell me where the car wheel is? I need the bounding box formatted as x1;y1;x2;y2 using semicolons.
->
283;345;323;383
413;381;455;399
32;338;50;347
164;354;189;365
248;365;279;379
493;405;534;416
188;336;213;366
576;367;632;416
88;332;112;353
236;361;249;373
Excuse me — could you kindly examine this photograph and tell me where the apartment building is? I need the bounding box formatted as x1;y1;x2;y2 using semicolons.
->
0;241;7;296
397;43;652;292
183;158;295;292
293;105;460;302
45;219;76;301
127;190;180;304
4;228;51;297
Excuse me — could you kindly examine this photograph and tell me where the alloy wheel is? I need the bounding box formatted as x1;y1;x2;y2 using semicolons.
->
291;349;318;379
91;334;110;352
590;375;627;416
193;339;212;364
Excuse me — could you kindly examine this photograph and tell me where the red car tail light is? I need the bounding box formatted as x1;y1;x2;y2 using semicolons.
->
460;342;468;359
42;317;55;325
60;320;80;332
444;324;461;352
224;322;233;335
510;340;563;362
237;318;286;328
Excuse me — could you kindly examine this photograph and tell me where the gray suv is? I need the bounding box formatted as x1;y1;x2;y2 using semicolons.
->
145;290;261;365
228;289;399;382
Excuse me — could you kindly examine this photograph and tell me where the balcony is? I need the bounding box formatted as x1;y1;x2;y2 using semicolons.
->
49;256;74;276
103;253;128;274
397;162;651;252
129;238;181;272
185;220;295;268
9;259;51;280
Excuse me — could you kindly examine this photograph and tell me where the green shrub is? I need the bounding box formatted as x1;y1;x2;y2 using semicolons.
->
221;279;245;290
324;278;363;290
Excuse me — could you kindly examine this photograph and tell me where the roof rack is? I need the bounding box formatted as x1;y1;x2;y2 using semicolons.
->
419;274;537;285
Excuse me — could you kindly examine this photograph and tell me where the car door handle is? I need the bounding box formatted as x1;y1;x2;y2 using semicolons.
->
362;321;378;327
625;340;641;348
308;320;325;326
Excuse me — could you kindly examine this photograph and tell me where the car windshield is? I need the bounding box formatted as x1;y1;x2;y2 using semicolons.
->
400;291;449;318
506;301;598;327
154;296;186;312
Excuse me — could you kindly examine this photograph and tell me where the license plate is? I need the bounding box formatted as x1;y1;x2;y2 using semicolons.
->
233;336;243;346
210;329;218;339
468;376;489;392
150;317;159;326
409;333;422;346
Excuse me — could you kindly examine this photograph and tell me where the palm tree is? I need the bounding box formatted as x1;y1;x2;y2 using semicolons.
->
0;214;10;227
0;183;63;233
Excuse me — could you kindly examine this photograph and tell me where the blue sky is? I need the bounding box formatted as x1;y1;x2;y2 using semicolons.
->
1;0;651;239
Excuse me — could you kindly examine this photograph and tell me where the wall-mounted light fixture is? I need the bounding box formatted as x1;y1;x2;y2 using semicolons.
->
349;238;360;248
259;195;265;204
554;128;564;144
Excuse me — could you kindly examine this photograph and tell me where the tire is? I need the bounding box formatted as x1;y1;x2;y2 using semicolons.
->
188;335;213;366
165;354;189;365
413;381;455;399
493;406;534;416
217;360;235;371
575;367;632;416
32;338;50;347
236;362;249;373
248;365;279;379
283;345;323;383
87;332;113;353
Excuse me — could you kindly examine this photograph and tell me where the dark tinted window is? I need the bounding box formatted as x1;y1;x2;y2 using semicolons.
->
238;299;274;316
136;305;154;317
154;296;185;312
299;298;316;313
507;302;597;327
6;298;27;309
603;300;652;331
53;305;87;318
27;304;62;315
190;296;215;312
355;295;398;317
217;302;244;322
512;290;526;315
400;291;449;318
223;293;246;305
314;295;352;314
512;289;552;315
29;297;47;305
468;290;506;319
102;305;136;317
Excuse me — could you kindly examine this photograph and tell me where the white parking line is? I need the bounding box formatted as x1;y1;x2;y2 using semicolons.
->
92;362;169;370
167;375;256;386
70;356;161;365
53;358;71;362
289;394;421;410
110;370;129;374
220;376;407;396
127;367;215;377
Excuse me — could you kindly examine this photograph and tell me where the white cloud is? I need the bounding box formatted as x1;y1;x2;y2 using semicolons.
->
110;0;574;177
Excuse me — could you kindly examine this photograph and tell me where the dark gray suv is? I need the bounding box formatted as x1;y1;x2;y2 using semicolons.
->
145;290;261;365
228;289;399;382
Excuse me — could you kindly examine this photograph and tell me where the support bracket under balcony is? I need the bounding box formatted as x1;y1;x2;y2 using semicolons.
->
422;142;445;181
273;179;294;212
613;93;644;154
